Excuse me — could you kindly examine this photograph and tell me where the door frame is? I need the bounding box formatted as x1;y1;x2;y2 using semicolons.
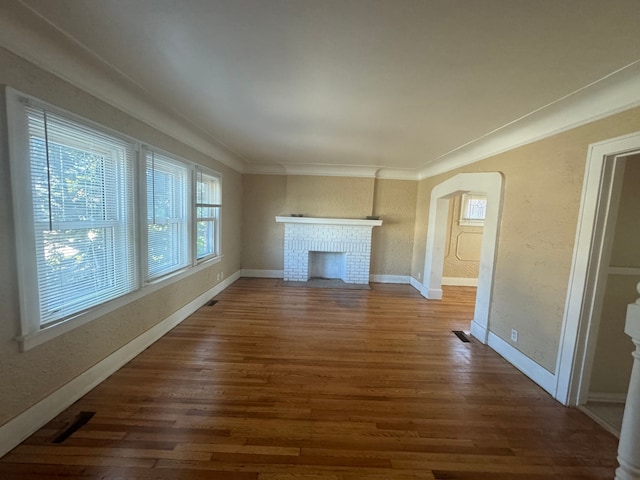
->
555;131;640;404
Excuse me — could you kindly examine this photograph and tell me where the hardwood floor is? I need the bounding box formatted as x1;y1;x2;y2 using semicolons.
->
0;279;619;479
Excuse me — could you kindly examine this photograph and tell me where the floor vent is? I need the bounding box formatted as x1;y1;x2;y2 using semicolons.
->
452;330;470;343
207;299;218;306
52;411;95;444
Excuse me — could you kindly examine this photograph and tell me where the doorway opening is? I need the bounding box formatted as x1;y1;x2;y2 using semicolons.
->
556;131;640;409
421;172;503;343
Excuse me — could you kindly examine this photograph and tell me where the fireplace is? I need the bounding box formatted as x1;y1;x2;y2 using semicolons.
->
275;216;383;284
309;251;347;280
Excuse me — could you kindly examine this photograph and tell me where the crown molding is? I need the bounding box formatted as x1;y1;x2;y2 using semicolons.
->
243;162;420;180
282;163;380;178
0;2;246;173
375;168;419;180
418;61;640;180
243;163;288;175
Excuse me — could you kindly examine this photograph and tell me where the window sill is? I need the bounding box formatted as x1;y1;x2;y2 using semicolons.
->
459;219;485;227
17;255;223;352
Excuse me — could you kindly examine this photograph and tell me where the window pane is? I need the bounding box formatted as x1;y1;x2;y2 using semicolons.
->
197;220;215;258
466;198;487;220
146;151;190;280
196;170;220;260
25;105;136;325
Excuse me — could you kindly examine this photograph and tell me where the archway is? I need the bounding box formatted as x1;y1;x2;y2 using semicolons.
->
422;172;504;343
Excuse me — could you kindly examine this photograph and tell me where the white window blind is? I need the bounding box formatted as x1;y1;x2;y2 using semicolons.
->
196;169;221;260
146;150;190;280
24;103;137;325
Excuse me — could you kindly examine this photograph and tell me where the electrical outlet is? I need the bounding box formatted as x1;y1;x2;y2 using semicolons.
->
216;273;221;281
511;328;518;343
221;271;224;279
418;272;421;280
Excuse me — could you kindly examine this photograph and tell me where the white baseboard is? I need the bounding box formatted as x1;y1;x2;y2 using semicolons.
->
487;331;556;396
442;276;478;286
470;320;488;344
427;288;443;300
240;269;283;278
369;274;410;284
409;276;428;297
587;392;628;404
0;270;241;458
240;271;413;284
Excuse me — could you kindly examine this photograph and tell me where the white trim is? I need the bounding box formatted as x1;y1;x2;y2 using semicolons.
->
588;392;628;404
427;288;443;300
418;61;640;180
375;168;420;180
243;163;420;180
282;164;379;178
409;276;428;297
0;4;246;173
369;274;410;284
422;172;504;345
470;320;487;342
555;131;640;406
0;270;240;459
240;269;283;278
442;277;479;287
609;267;640;276
487;331;557;396
275;216;383;226
578;405;621;439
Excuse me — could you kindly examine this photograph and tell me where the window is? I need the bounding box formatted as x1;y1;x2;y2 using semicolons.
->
145;149;190;280
11;97;137;326
196;169;221;260
460;193;487;226
8;89;223;347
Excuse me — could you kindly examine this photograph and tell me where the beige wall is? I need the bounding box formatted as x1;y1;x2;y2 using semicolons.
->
589;156;640;394
286;175;374;217
0;48;242;427
370;179;417;276
443;195;483;279
242;176;417;276
411;106;640;373
242;174;287;271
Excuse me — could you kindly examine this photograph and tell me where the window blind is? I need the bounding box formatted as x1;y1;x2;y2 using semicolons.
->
146;150;190;280
25;104;137;325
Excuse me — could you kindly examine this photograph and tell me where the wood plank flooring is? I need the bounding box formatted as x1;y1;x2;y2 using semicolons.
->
0;279;619;479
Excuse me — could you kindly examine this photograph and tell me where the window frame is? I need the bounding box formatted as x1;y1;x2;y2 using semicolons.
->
7;88;223;351
459;193;487;226
143;147;193;282
195;167;222;263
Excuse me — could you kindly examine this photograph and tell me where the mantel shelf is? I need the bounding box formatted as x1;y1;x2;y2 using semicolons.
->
275;216;382;227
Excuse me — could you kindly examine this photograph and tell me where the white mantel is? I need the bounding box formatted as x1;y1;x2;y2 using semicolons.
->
275;216;382;284
275;216;383;226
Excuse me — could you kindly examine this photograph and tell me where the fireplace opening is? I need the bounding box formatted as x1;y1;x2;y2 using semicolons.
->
308;251;346;281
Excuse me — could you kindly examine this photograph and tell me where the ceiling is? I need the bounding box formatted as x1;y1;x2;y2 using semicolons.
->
12;0;640;176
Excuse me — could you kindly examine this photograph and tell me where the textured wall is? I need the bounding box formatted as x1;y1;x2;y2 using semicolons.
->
241;174;287;271
241;176;417;276
286;175;374;217
443;195;483;279
589;156;640;394
0;48;242;427
411;106;640;373
370;179;417;276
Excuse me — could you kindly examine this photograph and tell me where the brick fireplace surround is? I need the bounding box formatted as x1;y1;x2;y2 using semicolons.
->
275;216;383;284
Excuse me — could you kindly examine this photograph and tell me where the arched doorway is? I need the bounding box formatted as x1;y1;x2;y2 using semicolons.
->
422;172;504;343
